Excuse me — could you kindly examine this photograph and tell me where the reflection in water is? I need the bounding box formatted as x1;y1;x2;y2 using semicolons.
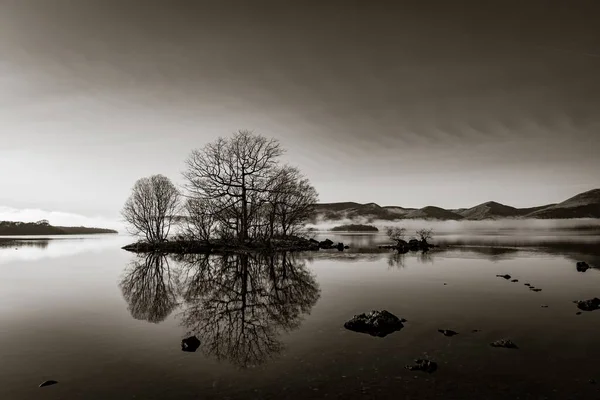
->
177;253;320;368
0;239;49;249
120;253;178;323
387;252;406;269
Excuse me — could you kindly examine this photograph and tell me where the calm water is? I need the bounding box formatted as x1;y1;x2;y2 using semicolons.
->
1;232;600;399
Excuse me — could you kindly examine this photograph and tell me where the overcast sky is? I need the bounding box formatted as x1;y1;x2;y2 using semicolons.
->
0;0;599;228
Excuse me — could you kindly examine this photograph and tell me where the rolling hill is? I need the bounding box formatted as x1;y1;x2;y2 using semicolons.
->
312;188;600;221
0;220;118;235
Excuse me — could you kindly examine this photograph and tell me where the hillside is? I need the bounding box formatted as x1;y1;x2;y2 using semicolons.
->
0;220;118;235
312;188;600;221
525;189;600;219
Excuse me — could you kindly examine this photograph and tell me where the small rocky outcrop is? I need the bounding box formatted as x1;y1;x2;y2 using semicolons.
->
490;339;518;349
344;310;406;337
496;274;511;280
438;329;458;337
575;297;600;311
181;336;201;352
336;242;345;251
576;261;590;272
405;359;437;373
319;239;334;249
39;380;58;388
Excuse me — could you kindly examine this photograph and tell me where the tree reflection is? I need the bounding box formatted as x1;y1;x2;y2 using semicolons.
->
387;251;406;269
120;252;178;323
177;252;320;368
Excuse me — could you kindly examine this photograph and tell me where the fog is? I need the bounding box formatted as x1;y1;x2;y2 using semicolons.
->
308;218;600;235
0;206;122;231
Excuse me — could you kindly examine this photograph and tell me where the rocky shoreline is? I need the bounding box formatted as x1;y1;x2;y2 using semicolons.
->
121;236;351;254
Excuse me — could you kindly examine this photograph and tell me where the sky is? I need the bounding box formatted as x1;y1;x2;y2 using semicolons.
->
0;0;599;228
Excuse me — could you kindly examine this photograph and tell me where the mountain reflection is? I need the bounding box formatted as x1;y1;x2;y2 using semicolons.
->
120;252;179;323
177;252;320;368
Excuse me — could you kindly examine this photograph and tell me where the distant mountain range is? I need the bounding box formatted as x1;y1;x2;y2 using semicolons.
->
312;189;600;221
0;220;118;235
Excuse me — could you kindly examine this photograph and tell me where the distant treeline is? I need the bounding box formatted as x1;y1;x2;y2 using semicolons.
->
0;220;118;235
330;224;379;232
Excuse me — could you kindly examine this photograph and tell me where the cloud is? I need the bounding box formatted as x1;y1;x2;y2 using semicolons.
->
0;206;123;231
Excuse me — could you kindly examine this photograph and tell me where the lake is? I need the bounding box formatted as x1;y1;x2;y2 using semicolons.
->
1;231;600;399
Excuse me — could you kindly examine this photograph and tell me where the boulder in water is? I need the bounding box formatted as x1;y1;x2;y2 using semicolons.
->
496;274;511;280
576;261;590;272
438;329;458;337
181;336;201;352
344;310;406;337
575;297;600;311
39;380;58;388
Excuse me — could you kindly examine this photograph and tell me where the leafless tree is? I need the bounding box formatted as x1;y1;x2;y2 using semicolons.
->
122;174;180;243
416;228;434;243
183;130;284;243
183;198;216;242
386;226;407;245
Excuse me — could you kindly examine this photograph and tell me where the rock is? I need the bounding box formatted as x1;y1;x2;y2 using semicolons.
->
576;311;582;315
405;359;437;373
181;336;201;352
511;279;519;282
490;339;518;349
319;239;334;249
472;329;481;333
524;283;531;286
336;242;345;251
443;283;447;285
39;380;58;388
496;274;511;280
408;239;420;251
575;297;600;311
438;329;458;337
309;238;319;245
344;245;350;249
530;288;542;292
344;310;406;337
541;305;549;308
576;261;590;272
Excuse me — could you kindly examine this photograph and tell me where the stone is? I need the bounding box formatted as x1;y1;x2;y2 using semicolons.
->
405;359;437;373
575;297;600;312
344;310;406;337
319;239;334;249
496;274;511;280
39;380;58;388
530;288;542;292
576;261;590;272
181;336;201;352
336;242;345;251
490;339;518;349
511;279;519;282
438;329;458;337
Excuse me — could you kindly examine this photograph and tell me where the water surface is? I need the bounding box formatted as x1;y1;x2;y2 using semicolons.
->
1;232;600;399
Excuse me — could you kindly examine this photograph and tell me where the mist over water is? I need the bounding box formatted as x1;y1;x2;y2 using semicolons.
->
309;218;600;234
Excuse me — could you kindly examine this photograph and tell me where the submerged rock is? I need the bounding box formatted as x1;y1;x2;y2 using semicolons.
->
490;339;519;349
181;336;201;352
438;329;458;337
530;288;542;292
344;245;350;249
496;274;511;280
511;279;519;283
405;359;437;373
576;312;582;315
472;329;482;333
344;310;406;337
541;305;549;308
575;297;600;311
576;261;590;272
39;380;58;388
524;283;531;286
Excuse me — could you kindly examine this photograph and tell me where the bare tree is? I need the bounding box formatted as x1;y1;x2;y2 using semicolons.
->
386;226;407;245
122;174;180;243
183;130;284;243
183;198;216;242
416;228;434;244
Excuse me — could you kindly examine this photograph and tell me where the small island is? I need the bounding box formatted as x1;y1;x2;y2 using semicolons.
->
330;224;379;232
0;220;118;236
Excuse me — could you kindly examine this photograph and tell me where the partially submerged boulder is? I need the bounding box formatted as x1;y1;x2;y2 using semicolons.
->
344;310;406;337
405;359;437;373
576;261;590;272
438;329;458;337
336;242;345;251
181;336;201;352
490;339;518;349
39;380;58;388
575;297;600;311
319;239;334;249
496;274;511;280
